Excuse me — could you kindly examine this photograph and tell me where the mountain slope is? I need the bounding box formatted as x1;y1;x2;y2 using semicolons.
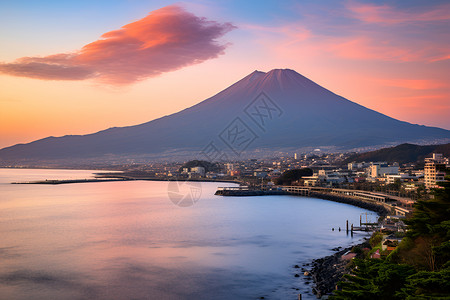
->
1;69;449;164
344;143;450;164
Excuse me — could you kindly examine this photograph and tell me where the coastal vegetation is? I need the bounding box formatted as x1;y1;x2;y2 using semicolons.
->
331;171;450;299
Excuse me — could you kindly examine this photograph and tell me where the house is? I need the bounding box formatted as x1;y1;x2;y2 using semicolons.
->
341;251;357;260
190;166;205;176
303;175;323;186
381;234;403;252
253;170;268;178
371;249;381;259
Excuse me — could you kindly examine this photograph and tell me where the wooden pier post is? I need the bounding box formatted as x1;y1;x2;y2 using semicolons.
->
351;224;354;237
346;220;349;234
360;215;362;226
298;294;302;300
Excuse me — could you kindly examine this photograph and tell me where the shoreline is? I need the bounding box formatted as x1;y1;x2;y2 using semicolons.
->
307;240;369;298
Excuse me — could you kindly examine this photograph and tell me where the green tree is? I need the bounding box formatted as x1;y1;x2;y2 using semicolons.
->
403;172;450;270
275;168;313;185
399;264;450;299
331;259;414;300
369;232;383;248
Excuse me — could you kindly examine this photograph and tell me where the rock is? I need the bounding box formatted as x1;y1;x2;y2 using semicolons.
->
308;242;369;298
295;274;300;277
304;271;310;276
294;264;300;268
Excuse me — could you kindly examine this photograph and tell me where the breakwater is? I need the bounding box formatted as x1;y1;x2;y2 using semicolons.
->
215;186;391;216
12;177;240;185
215;188;288;196
309;191;390;216
11;178;131;185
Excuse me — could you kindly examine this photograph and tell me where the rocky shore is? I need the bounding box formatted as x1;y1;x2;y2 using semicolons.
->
303;241;369;298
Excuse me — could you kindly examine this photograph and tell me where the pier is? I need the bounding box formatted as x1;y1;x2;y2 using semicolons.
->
215;186;288;196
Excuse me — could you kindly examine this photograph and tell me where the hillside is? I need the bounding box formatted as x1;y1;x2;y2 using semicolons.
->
344;143;450;164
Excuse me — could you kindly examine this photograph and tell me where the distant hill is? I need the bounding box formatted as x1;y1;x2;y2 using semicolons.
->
344;143;450;164
1;68;449;166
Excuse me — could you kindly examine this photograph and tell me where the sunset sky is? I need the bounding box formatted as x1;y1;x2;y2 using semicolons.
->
0;0;449;149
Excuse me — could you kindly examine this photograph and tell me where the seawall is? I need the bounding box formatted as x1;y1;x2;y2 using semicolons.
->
309;191;390;216
215;187;391;216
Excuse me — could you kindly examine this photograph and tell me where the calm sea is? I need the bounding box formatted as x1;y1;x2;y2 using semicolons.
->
0;168;374;299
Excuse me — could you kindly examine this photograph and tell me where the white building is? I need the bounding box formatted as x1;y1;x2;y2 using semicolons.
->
303;175;322;186
191;166;205;176
307;169;346;186
348;162;370;170
368;162;399;178
424;153;448;189
385;173;414;185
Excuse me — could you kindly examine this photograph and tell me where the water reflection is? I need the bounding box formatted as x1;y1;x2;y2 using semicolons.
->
0;169;373;299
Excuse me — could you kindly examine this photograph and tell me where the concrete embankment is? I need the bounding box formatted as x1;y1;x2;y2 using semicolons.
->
215;188;390;215
309;192;390;216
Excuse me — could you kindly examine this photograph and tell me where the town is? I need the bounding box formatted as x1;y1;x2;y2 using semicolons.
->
99;148;448;212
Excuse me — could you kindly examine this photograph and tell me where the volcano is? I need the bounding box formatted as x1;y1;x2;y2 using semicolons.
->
1;69;449;165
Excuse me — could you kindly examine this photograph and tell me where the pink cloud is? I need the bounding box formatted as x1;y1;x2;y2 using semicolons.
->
251;3;449;64
262;33;425;63
378;94;450;122
244;24;311;44
347;1;450;25
375;78;447;90
254;1;449;64
430;54;450;62
0;5;235;85
326;37;422;62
